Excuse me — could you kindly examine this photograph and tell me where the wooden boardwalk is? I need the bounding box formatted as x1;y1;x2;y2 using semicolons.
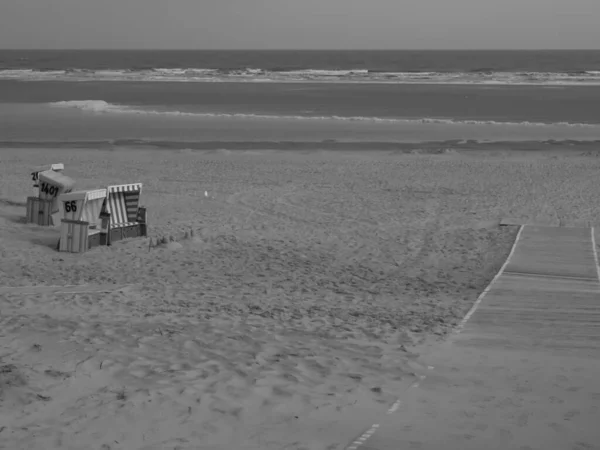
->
349;226;600;450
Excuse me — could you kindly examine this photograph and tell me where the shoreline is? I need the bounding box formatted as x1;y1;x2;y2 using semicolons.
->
5;78;600;86
2;139;600;153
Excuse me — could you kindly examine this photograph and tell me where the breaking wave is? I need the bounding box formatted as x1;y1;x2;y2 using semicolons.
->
49;100;600;128
2;67;600;85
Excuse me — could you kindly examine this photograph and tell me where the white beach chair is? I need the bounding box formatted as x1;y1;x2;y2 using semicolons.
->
57;188;108;253
26;168;74;226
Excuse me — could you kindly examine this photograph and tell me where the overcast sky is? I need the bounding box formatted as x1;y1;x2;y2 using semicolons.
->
1;0;598;50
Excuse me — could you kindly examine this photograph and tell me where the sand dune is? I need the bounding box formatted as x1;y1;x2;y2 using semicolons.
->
1;147;599;449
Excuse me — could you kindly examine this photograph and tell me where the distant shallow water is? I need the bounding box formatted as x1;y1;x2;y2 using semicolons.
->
2;81;600;126
2;103;600;147
3;74;600;147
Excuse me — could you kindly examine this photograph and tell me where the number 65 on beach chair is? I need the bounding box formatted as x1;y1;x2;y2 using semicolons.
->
102;183;148;245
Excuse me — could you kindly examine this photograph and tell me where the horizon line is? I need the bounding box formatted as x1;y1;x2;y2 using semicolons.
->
1;48;599;52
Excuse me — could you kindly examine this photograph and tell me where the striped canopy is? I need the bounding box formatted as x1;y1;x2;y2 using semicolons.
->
106;183;143;227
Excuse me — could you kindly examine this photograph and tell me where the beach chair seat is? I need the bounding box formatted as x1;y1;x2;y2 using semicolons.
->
104;183;148;244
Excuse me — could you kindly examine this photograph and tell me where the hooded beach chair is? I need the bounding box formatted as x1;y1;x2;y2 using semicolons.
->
103;183;148;245
57;188;107;252
26;168;74;226
30;163;64;193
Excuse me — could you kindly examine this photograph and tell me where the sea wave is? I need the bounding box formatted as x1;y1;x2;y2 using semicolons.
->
2;67;600;85
49;100;600;128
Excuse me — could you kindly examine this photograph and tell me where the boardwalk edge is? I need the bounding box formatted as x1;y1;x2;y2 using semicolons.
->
591;227;600;283
455;224;524;334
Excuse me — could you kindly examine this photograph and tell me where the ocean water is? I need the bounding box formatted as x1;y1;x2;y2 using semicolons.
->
2;49;600;85
2;50;600;148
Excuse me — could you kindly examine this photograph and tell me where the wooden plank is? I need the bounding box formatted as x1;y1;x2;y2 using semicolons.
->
59;220;69;252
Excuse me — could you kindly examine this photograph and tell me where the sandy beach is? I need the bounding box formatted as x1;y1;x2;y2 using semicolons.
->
1;147;600;450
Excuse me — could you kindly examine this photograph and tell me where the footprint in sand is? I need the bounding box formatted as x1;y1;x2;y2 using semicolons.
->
460;409;477;418
496;428;513;442
182;339;203;356
516;412;529;427
548;422;566;434
224;374;252;399
129;368;150;378
549;395;564;404
572;443;594;450
515;384;532;394
564;409;580;421
44;368;70;379
272;384;295;398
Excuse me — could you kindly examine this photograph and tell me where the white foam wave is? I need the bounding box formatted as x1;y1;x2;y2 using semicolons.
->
2;67;600;85
48;100;600;128
50;100;121;112
285;69;369;76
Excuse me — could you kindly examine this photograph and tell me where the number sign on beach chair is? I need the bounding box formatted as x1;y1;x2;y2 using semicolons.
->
30;163;64;196
103;183;148;245
57;189;108;253
26;169;74;226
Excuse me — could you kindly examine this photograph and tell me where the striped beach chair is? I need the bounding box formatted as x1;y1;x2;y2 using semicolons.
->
103;183;148;245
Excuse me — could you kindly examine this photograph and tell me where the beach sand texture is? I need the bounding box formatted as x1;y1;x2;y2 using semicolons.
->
1;147;599;450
